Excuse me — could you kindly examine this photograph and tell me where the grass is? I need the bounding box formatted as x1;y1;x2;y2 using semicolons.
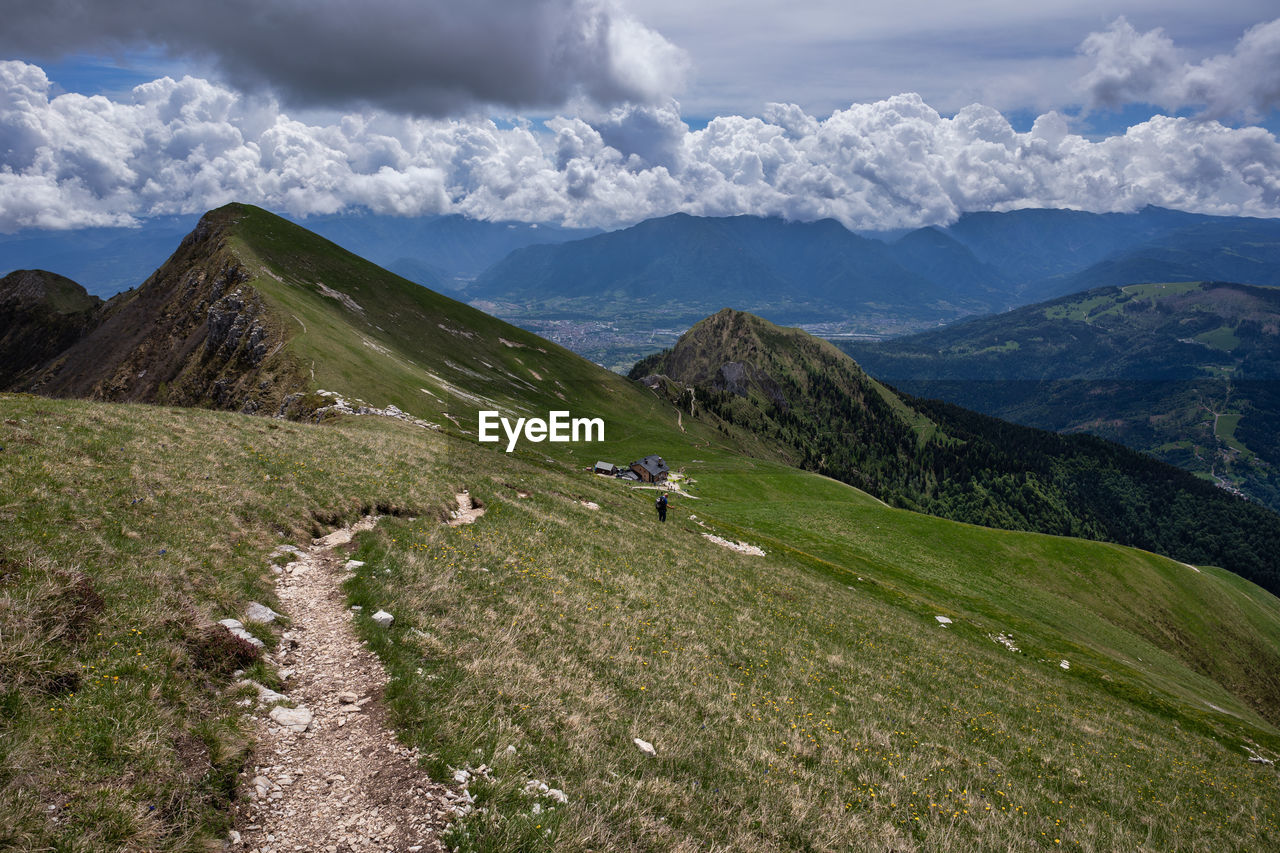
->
1195;326;1242;352
1214;413;1248;453
5;391;1280;850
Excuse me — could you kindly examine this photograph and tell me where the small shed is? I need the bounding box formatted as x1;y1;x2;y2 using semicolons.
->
593;461;619;476
630;454;670;483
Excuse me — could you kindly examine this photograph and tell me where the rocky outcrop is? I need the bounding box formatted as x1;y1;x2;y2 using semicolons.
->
16;207;309;414
712;361;789;410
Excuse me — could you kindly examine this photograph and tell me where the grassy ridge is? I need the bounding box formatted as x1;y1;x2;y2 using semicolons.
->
5;392;1280;850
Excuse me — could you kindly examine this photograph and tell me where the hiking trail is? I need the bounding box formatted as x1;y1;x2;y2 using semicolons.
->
232;516;453;853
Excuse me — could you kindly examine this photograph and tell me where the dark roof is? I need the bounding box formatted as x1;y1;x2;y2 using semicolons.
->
632;454;669;476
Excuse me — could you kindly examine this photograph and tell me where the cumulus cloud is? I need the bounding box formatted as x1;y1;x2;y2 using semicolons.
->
1;60;1279;233
1079;16;1280;120
0;0;689;115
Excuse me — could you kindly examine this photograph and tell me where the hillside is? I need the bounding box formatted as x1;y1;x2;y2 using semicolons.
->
839;282;1280;509
5;390;1280;851
6;204;705;446
6;209;1280;851
632;309;1280;596
0;269;105;387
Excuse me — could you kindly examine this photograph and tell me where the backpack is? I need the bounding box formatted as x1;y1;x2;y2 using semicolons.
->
656;494;666;508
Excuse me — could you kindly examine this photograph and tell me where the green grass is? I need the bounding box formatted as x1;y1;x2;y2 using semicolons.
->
7;391;1279;851
1043;294;1113;323
1120;282;1204;299
1195;326;1242;352
1215;413;1248;453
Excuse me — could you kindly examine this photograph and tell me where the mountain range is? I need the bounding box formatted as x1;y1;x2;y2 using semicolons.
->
0;212;596;300
4;205;1280;851
465;206;1280;338
839;281;1280;510
8;205;1280;341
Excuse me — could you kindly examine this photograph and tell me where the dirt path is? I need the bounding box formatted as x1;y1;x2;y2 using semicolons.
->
233;517;453;853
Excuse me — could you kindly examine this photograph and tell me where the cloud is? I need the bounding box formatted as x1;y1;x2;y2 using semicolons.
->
0;0;689;115
1079;16;1280;120
1;61;1279;233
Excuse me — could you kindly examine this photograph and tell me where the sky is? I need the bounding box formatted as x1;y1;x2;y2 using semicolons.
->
1;0;1278;232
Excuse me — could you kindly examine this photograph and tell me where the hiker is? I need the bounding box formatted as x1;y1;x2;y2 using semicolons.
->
655;492;668;522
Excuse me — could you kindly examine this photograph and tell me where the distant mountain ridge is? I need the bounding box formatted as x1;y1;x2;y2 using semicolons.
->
0;212;597;300
470;212;997;325
6;206;1280;337
466;206;1280;341
839;281;1280;509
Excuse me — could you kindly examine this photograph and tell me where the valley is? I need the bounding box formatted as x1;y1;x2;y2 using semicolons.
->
840;282;1280;511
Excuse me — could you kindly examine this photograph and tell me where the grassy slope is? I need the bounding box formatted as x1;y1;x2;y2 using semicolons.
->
218;204;701;434
4;392;1280;852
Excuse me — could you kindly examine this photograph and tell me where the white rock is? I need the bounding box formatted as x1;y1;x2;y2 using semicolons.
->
337;691;359;705
1059;660;1070;670
371;609;394;628
245;602;282;624
545;788;568;803
237;679;288;704
219;618;265;648
269;706;313;733
633;737;656;757
343;560;365;571
935;615;953;626
228;829;242;845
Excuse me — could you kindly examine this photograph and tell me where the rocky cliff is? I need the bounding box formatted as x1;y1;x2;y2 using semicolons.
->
18;209;309;415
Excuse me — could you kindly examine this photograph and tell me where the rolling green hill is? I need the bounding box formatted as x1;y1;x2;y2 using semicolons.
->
4;209;1280;851
838;281;1280;510
632;308;1280;597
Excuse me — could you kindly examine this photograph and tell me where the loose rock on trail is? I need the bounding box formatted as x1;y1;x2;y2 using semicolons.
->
232;516;453;853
